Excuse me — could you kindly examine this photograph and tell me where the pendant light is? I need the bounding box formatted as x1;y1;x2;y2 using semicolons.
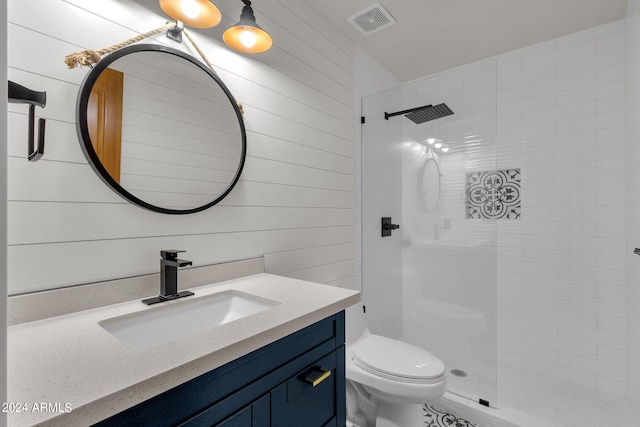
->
223;0;273;54
159;0;222;28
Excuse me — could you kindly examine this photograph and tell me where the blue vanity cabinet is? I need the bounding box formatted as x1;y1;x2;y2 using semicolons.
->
93;312;346;427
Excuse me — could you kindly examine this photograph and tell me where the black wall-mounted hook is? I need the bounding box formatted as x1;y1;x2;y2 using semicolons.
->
8;80;47;161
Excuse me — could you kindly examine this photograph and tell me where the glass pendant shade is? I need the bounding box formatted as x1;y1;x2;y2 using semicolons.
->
223;4;273;53
160;0;221;28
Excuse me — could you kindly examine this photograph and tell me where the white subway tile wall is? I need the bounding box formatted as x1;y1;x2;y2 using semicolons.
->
496;20;626;397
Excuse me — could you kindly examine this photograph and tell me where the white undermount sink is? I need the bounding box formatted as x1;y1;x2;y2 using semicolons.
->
99;290;281;351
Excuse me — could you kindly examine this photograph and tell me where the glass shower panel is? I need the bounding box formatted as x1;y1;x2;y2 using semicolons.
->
360;86;405;338
361;59;499;405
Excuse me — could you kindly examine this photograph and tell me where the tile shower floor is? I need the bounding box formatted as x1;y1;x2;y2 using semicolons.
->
498;365;636;427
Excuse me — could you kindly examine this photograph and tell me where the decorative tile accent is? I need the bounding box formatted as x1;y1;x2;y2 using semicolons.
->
424;404;481;427
466;169;521;219
348;405;481;427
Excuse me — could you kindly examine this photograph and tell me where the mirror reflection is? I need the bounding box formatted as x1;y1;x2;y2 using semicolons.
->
419;156;441;213
77;44;246;214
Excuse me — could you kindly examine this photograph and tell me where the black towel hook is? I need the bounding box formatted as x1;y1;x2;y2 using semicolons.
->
7;80;47;161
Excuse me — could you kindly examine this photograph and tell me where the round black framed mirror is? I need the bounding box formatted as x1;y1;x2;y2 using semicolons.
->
76;44;246;214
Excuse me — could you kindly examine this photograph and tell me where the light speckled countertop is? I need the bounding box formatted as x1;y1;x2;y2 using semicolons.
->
7;273;360;427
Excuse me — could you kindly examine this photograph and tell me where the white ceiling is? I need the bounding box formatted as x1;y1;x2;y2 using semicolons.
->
303;0;629;82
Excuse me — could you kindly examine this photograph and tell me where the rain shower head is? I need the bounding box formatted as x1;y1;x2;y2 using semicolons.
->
406;103;454;124
384;103;454;124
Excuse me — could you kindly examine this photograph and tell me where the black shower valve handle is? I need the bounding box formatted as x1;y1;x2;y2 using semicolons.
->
381;217;400;237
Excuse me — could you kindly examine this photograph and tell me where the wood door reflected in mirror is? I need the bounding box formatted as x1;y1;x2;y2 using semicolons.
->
77;44;246;214
88;68;124;183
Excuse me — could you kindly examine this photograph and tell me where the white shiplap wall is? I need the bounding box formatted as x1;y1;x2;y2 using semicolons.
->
7;0;355;294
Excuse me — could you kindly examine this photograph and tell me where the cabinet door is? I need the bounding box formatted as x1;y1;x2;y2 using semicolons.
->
271;351;338;427
217;406;251;427
186;394;270;427
251;394;270;427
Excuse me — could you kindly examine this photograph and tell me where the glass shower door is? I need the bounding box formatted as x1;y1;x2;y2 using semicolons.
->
361;59;499;406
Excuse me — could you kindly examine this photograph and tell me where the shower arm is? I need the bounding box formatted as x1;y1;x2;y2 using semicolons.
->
384;105;432;120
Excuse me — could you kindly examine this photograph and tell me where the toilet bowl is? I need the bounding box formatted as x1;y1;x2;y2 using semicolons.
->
345;305;446;427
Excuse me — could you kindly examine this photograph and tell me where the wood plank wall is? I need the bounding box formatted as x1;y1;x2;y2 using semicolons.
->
6;0;355;294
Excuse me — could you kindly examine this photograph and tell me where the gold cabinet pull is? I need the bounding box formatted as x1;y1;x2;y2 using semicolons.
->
304;368;331;387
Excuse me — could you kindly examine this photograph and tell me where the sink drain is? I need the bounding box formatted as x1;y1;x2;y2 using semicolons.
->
450;369;467;377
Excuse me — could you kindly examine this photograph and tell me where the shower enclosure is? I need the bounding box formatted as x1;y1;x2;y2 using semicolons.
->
361;47;633;426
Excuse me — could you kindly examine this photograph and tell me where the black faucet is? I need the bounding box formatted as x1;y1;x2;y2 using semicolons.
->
142;250;194;305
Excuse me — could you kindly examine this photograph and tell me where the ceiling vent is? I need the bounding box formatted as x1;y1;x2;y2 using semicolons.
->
347;3;396;36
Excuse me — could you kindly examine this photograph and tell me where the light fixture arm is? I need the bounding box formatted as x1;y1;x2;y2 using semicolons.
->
236;0;259;27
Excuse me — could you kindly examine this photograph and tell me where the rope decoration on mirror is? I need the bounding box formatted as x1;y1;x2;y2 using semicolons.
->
64;23;175;69
64;22;244;114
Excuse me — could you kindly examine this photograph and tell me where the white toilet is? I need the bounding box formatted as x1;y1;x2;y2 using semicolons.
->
346;305;446;427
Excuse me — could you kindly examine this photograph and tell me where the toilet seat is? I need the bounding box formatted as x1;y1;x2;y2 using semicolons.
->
351;335;445;384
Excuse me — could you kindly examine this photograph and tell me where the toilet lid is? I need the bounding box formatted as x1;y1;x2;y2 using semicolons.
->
351;335;445;381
